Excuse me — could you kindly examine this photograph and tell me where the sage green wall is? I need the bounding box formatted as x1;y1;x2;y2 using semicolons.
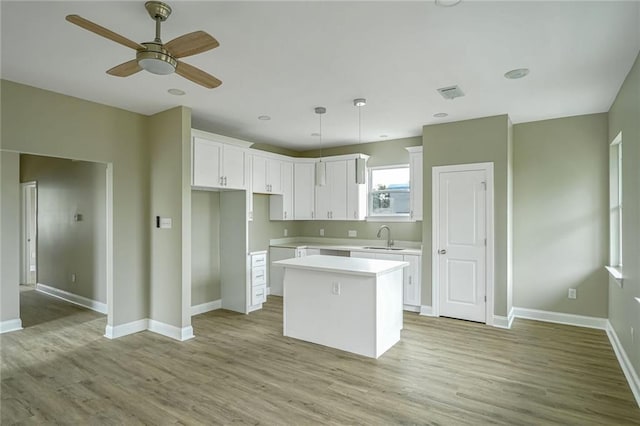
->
608;52;640;378
1;151;21;323
191;190;221;305
423;115;511;316
249;194;300;252
513;114;609;317
296;136;423;241
1;80;149;327
148;106;191;329
20;155;107;304
297;136;422;166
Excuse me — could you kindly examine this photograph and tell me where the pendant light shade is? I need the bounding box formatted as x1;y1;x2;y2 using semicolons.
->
314;106;327;187
354;98;367;184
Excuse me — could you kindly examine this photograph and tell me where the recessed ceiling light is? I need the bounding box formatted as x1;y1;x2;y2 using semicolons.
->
311;132;321;137
435;0;461;7
167;88;185;96
433;112;448;118
504;68;530;79
379;134;388;139
258;115;271;121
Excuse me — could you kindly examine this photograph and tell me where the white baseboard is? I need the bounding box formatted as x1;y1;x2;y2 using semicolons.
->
419;305;434;316
512;307;609;330
191;299;222;316
493;307;515;329
0;318;23;334
403;305;421;313
36;283;107;314
148;319;194;341
606;321;640;407
104;319;148;339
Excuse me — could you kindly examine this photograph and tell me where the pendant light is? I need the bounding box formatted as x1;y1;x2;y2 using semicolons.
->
354;98;367;184
315;106;327;187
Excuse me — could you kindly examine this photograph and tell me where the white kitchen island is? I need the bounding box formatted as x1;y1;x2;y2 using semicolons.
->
274;255;408;359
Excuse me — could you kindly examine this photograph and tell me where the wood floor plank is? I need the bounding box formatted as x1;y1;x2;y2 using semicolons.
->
1;288;638;424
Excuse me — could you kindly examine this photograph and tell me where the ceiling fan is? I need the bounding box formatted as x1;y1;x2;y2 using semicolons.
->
66;1;221;89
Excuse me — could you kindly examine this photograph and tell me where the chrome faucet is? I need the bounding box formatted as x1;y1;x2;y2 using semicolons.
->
376;225;393;248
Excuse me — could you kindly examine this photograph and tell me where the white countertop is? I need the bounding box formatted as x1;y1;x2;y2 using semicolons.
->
274;255;409;277
270;240;422;255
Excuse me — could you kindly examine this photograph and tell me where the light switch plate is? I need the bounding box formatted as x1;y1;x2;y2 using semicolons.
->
348;230;357;237
159;217;172;229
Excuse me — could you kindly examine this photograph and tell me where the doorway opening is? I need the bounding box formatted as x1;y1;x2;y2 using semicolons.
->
18;154;110;329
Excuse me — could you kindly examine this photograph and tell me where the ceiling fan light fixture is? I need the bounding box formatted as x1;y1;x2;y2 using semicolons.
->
137;48;177;75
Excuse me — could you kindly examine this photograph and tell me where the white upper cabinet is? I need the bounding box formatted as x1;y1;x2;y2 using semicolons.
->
252;154;282;194
316;160;348;220
192;135;248;190
270;161;294;220
406;146;423;221
294;161;316;220
347;158;367;221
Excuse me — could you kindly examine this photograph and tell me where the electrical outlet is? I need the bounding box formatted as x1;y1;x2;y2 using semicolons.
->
320;228;325;237
284;228;288;237
71;273;76;283
348;230;357;237
568;288;577;299
331;282;341;295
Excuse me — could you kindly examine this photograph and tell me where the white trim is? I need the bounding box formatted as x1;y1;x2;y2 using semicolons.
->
512;307;608;330
493;308;515;329
105;163;114;330
192;128;254;149
365;216;413;223
0;318;23;334
403;305;421;313
605;265;623;287
191;299;222;316
431;162;495;325
104;319;148;339
20;181;37;285
606;321;640;407
36;283;107;314
148;319;195;341
419;305;435;316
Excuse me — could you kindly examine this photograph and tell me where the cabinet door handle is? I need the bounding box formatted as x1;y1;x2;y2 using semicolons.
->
327;211;330;219
284;211;287;219
410;210;413;219
438;249;447;254
311;211;314;219
224;176;227;186
409;276;412;285
219;176;223;185
354;211;357;219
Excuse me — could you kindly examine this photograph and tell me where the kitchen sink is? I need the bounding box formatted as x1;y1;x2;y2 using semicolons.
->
362;246;405;251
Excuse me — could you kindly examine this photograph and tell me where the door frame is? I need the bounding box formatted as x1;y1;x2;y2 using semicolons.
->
431;162;495;325
20;181;38;285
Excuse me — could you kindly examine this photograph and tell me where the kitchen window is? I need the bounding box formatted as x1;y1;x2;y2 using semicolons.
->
606;131;623;285
368;166;410;219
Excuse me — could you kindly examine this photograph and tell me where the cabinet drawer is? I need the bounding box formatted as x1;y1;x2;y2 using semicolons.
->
252;266;266;285
251;253;267;268
252;285;266;305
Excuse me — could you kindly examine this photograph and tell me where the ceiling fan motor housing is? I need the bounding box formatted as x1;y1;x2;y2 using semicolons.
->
137;42;177;74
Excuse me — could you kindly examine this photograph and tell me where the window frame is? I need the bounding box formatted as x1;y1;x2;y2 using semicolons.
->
366;164;411;221
606;131;623;285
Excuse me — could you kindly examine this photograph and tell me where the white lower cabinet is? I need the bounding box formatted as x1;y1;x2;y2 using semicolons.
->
249;251;267;311
351;251;421;310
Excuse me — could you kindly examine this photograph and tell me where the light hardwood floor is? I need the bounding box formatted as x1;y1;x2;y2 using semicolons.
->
2;287;639;424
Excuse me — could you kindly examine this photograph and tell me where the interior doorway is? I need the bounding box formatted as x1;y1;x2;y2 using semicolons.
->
432;162;495;325
20;181;37;285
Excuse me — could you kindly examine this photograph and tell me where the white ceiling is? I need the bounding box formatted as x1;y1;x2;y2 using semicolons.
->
2;1;639;150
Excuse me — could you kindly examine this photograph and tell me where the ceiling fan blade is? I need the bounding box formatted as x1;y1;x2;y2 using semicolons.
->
175;61;222;89
107;60;142;77
165;31;219;58
66;15;145;51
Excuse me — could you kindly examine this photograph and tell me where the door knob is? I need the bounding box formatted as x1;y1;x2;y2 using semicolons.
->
438;249;447;254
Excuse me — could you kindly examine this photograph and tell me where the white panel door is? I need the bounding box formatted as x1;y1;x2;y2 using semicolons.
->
222;145;246;189
268;159;283;194
294;162;315;219
437;169;487;322
403;255;421;307
252;155;268;193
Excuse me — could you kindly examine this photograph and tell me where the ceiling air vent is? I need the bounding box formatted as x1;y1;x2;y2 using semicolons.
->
437;85;465;100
